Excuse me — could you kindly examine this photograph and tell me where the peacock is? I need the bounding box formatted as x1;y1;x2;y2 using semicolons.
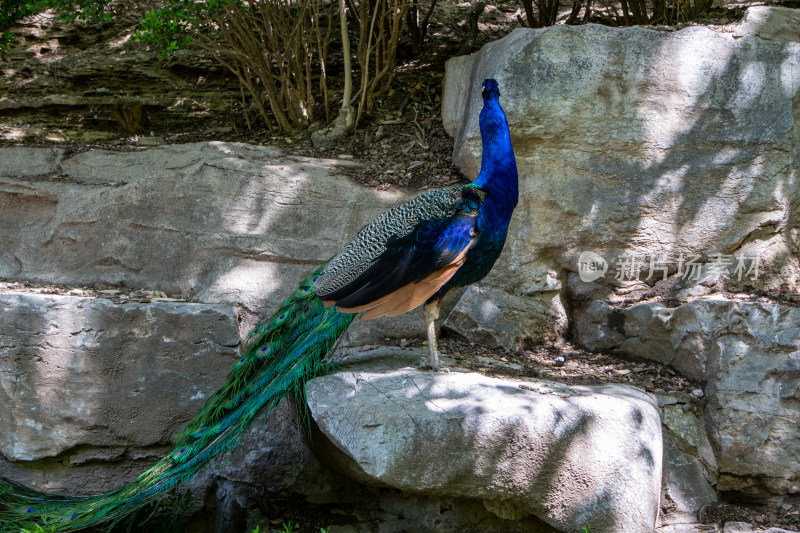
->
0;78;518;532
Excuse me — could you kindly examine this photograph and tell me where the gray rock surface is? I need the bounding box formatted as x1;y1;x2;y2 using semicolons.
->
442;285;567;350
570;291;800;496
0;292;238;493
0;141;428;343
734;6;800;41
662;436;718;523
657;391;718;487
307;348;663;533
443;8;800;310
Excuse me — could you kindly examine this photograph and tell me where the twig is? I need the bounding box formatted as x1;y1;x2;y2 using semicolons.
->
398;95;411;116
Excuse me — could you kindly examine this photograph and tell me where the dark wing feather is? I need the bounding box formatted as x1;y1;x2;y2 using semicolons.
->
328;213;478;308
315;185;487;309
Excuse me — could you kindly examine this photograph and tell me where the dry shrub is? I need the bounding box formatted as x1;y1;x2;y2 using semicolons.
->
347;0;409;122
191;0;335;132
139;0;409;133
529;0;714;27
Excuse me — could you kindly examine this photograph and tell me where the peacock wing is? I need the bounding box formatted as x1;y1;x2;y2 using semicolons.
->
314;184;487;319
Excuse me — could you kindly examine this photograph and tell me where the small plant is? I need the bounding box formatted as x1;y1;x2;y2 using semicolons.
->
582;526;591;533
282;521;294;532
0;0;44;56
47;0;113;27
136;0;335;133
0;0;114;56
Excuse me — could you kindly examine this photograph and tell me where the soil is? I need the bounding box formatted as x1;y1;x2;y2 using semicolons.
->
408;335;698;393
3;2;800;532
698;501;800;532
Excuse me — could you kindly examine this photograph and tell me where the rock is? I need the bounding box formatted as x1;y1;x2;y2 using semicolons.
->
322;490;554;533
570;287;718;383
0;142;427;344
662;436;717;523
734;6;800;41
570;292;800;497
570;297;626;352
442;285;567;350
655;526;716;532
0;146;64;177
660;400;718;483
184;397;340;530
306;348;663;533
135;135;165;146
194;398;335;497
0;292;238;493
705;303;800;496
724;523;754;533
443;8;800;311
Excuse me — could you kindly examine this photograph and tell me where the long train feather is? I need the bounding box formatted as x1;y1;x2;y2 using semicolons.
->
0;266;355;532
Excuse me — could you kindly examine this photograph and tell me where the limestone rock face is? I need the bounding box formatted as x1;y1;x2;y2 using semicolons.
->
0;141;426;343
443;9;800;307
734;6;800;41
571;291;800;496
0;292;238;493
306;349;663;533
442;285;567;350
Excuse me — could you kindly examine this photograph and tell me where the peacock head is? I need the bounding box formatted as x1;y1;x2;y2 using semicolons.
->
482;79;500;101
479;78;506;135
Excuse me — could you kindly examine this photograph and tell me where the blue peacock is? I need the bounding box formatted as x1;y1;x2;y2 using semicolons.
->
0;78;518;531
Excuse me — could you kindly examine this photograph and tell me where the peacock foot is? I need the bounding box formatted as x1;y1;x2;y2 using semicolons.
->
420;349;450;372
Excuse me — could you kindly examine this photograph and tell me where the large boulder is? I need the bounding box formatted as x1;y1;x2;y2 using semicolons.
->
306;348;663;533
442;8;800;343
0;291;239;494
570;291;800;497
0;142;428;343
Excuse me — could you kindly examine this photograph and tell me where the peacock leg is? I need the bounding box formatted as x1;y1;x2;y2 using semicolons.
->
423;297;448;372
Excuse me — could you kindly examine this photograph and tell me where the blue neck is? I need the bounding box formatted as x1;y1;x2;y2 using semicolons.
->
472;97;518;216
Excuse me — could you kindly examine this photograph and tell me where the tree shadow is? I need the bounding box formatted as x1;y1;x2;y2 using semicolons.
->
0;291;241;495
450;19;799;299
307;351;661;532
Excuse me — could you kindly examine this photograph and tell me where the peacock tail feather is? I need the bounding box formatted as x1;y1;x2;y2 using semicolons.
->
0;266;355;532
